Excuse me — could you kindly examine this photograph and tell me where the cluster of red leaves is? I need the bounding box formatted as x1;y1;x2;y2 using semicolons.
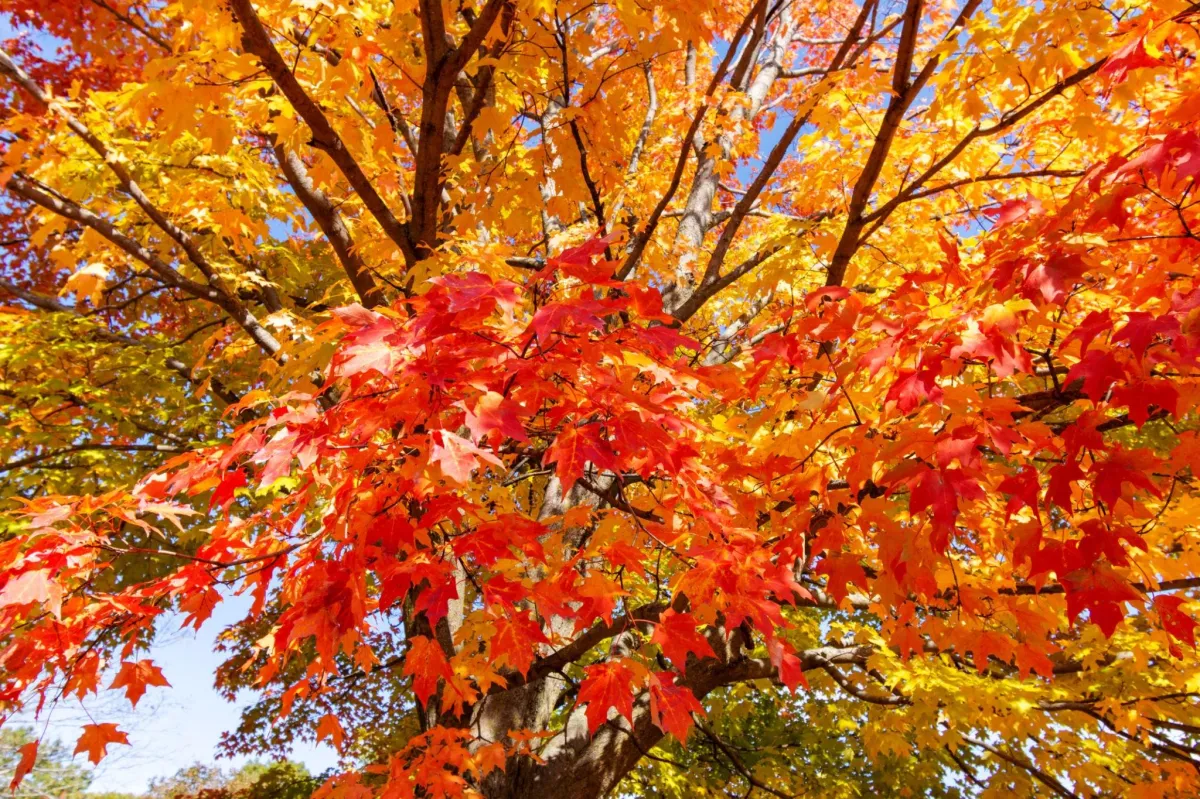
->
3;45;1200;788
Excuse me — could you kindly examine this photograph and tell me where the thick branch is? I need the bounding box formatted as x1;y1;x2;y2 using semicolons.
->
824;0;982;287
0;443;187;475
410;0;509;251
271;142;385;307
229;0;419;266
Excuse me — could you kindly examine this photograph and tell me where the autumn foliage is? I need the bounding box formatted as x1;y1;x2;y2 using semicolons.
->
3;0;1200;797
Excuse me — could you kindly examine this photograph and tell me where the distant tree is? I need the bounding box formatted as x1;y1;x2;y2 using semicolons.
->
232;761;319;799
145;760;317;799
146;763;227;799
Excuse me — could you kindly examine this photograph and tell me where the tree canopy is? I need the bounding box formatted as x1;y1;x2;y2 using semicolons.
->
2;0;1200;797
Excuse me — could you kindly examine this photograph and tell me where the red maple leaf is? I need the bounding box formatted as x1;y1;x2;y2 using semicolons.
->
1115;130;1200;183
1110;379;1178;428
1155;595;1198;649
1046;458;1085;513
402;636;453;709
490;612;549;676
650;610;714;675
543;423;618;490
1112;312;1178;363
429;430;502;484
767;637;808;692
805;286;850;312
1100;36;1162;88
987;194;1043;227
1059;310;1113;356
1063;568;1142;637
647;672;704;742
577;660;638;734
998;465;1041;521
886;360;944;413
815;555;869;605
0;570;59;615
1066;349;1126;401
462;391;528;444
8;741;37;791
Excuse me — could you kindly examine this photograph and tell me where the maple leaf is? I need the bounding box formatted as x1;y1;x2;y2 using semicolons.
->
650;610;714;675
860;336;901;376
1063;568;1142;638
330;303;384;330
886;360;944;413
528;299;605;342
543;423;618;491
890;625;924;660
1110;379;1178;428
490;612;549;676
73;723;129;765
647;672;704;742
1115;130;1200;183
1112;312;1178;363
1020;252;1088;304
209;467;247;510
462;391;528;443
1065;349;1126;401
1155;595;1198;649
815;555;869;605
1046;458;1085;513
1059;310;1112;356
1014;643;1056;679
434;272;520;314
414;574;461;626
61;262;111;305
550;232;621;270
987;194;1042;227
109;659;170;708
1100;36;1162;88
805;286;850;312
998;465;1041;521
909;468;981;553
577;660;639;734
429;430;502;484
8;740;37;791
1091;449;1162;509
767;638;808;692
572;572;628;632
403;636;452;710
316;712;346;750
0;569;61;616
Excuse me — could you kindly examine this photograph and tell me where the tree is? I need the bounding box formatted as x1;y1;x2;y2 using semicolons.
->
146;760;318;799
1;0;1200;797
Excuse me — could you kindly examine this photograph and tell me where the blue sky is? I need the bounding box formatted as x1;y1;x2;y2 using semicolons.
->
14;597;338;794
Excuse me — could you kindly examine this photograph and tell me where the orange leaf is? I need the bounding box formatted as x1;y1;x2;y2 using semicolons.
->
74;723;130;765
650;610;714;675
316;712;346;750
110;659;170;708
577;660;639;735
402;636;452;709
0;570;61;617
647;672;703;742
9;741;37;790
